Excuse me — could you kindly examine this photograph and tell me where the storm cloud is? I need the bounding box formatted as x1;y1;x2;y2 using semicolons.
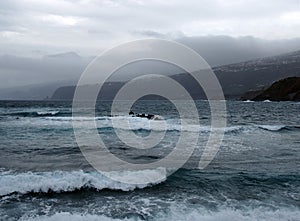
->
0;0;300;57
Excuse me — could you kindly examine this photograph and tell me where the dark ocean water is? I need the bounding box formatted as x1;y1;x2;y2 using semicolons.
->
0;100;299;221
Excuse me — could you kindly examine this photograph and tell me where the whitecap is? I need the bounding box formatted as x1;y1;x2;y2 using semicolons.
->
0;169;166;196
258;125;286;131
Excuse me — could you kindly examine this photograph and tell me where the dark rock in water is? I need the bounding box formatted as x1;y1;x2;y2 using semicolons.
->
129;112;155;120
137;114;146;118
252;77;300;101
147;114;154;120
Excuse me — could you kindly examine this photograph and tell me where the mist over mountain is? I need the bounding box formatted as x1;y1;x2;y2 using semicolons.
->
177;36;300;66
51;50;300;100
1;36;300;100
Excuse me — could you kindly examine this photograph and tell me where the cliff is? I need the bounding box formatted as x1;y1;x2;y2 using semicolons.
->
252;77;300;101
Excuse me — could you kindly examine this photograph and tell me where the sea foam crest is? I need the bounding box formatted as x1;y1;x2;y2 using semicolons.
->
258;125;286;131
0;169;166;196
18;207;300;221
37;111;60;116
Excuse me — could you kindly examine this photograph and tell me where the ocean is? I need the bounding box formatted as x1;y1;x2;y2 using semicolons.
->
0;100;299;221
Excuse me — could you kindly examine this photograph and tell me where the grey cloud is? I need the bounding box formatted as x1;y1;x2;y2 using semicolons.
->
0;0;300;58
0;52;90;89
178;35;300;66
134;30;166;38
1;36;300;89
133;30;186;39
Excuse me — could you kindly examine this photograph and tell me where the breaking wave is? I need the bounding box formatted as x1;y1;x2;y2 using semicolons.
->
5;112;299;134
0;169;167;196
8;111;64;117
18;206;300;221
258;125;287;131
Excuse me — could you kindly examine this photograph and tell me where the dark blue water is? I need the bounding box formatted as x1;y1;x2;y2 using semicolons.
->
0;100;299;221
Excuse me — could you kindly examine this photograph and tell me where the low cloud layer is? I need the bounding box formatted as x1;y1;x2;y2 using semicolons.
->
0;0;300;57
1;36;300;90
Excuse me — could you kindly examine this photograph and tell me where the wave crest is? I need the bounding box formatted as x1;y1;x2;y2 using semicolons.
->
18;207;300;221
258;125;287;131
0;169;166;196
9;111;62;117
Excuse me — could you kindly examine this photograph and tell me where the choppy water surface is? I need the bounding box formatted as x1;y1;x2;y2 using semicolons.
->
0;100;299;221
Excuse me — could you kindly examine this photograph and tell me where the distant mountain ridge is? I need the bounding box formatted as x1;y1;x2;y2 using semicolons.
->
214;50;300;98
51;50;300;100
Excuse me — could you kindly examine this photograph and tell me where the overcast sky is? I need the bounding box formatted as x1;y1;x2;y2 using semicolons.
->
1;0;300;57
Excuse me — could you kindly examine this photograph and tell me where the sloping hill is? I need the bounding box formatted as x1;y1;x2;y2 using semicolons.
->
51;50;300;100
252;77;300;101
214;50;300;98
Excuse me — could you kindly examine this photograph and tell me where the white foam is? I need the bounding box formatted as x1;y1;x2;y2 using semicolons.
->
7;113;288;134
18;206;300;221
0;169;166;196
159;206;300;221
258;125;286;131
37;111;60;116
9;113;288;134
8;114;245;134
19;213;131;221
46;116;102;121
